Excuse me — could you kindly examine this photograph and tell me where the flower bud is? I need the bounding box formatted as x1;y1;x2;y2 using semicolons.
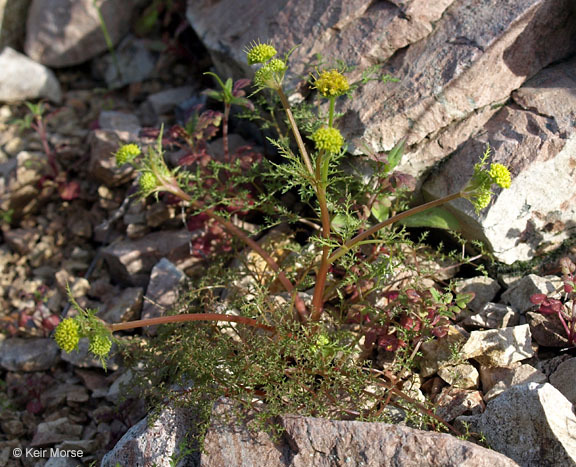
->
89;334;112;357
253;58;287;90
54;318;80;353
139;171;158;194
311;127;344;154
246;42;277;65
115;144;141;166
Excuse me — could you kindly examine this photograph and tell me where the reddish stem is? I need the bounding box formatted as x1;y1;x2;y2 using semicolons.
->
223;103;231;163
107;312;276;333
310;156;332;321
34;119;58;177
165;184;308;322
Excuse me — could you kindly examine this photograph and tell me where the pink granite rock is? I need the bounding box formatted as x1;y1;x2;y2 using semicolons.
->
422;56;576;263
103;398;519;466
187;0;576;167
25;0;140;67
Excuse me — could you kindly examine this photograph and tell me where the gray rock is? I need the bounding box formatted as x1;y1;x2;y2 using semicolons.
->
140;86;195;124
538;353;573;378
102;230;194;287
457;383;576;466
25;0;139;67
94;35;156;89
460;324;534;367
526;311;570;347
418;326;469;377
0;151;49;220
480;363;547;401
141;258;185;336
501;274;562;313
1;418;25;438
98;287;143;323
88;129;135;187
98;110;141;137
0;0;31;50
40;383;89;409
146;202;172;228
2;227;40;255
422;55;576;264
455;276;501;314
549;358;576;404
435;387;484;422
461;302;519;329
438;363;479;389
45;456;85;467
0;47;62;103
101;405;199;467
30;417;83;447
105;369;133;402
346;0;576;160
0;337;60;371
56;438;98;453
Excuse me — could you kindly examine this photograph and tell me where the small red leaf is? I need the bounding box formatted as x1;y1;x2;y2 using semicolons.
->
530;293;548;305
58;180;81;200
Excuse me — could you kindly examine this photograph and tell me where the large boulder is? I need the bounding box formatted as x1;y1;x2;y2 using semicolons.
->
187;0;576;164
187;0;576;264
187;0;453;85
103;398;519;466
24;0;141;67
457;383;576;466
422;56;576;263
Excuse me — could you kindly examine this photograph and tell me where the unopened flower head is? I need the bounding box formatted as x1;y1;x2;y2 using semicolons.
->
54;318;80;353
253;58;287;90
311;127;344;154
246;42;277;65
313;69;349;98
472;190;492;211
115;144;141;166
139;171;158;194
488;163;511;189
89;334;112;357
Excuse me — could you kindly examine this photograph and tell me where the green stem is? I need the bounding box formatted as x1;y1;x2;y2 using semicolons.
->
328;191;463;265
311;150;332;321
93;0;122;84
328;97;335;128
276;88;315;177
108;313;276;333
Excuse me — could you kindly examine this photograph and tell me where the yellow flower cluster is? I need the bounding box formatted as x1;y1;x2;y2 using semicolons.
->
246;42;277;65
461;150;512;213
488;163;511;189
54;318;80;353
311;127;344;154
313;69;349;98
115;144;141;166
